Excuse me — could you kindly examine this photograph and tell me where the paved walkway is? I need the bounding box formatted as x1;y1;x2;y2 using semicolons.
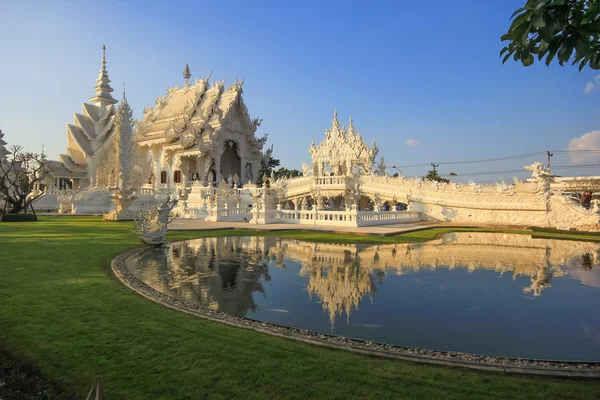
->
169;218;447;236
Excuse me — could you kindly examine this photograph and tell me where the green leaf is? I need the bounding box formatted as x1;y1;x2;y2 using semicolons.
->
591;53;600;70
545;44;559;66
537;40;549;54
502;52;513;63
532;13;546;28
521;22;534;44
581;21;600;33
538;25;553;42
522;53;535;66
574;37;589;58
510;6;528;19
558;39;574;64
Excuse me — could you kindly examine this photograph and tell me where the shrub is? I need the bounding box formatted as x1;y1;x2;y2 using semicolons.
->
0;214;37;222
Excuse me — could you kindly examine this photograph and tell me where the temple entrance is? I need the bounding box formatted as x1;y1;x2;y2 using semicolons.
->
220;140;241;181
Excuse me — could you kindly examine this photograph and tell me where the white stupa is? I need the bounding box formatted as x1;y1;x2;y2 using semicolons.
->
58;45;118;188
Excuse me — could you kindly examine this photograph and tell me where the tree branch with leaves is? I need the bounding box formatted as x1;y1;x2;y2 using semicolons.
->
501;0;600;70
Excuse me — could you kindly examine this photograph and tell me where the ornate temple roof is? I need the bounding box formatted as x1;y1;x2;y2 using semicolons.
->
309;111;379;175
136;75;264;156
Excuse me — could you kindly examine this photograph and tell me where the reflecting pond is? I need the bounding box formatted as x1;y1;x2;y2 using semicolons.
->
124;233;600;361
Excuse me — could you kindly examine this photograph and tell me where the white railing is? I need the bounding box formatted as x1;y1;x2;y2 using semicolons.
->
134;188;155;196
183;207;208;219
315;176;348;186
356;210;420;226
252;208;422;227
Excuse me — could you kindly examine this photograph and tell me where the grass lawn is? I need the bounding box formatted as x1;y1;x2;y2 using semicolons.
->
0;216;599;399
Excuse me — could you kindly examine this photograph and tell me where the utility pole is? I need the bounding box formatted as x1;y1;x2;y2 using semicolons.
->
431;163;439;174
547;151;553;169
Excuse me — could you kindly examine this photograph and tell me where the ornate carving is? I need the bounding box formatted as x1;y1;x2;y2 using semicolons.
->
309;111;379;176
135;196;178;245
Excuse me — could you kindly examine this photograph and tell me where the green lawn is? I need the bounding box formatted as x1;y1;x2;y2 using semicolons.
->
0;216;599;399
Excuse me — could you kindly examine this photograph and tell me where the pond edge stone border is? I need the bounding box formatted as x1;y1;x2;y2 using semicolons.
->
112;245;600;379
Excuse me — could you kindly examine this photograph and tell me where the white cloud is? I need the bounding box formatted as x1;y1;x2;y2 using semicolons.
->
584;82;595;95
406;138;421;146
568;130;600;163
583;74;600;95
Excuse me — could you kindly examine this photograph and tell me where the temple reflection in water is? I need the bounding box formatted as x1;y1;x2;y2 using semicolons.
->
126;233;600;328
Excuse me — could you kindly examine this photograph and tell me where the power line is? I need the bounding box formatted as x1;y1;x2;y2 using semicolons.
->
391;149;600;169
439;163;600;178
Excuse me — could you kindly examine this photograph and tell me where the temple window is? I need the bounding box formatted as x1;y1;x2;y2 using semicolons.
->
160;171;167;184
174;170;182;184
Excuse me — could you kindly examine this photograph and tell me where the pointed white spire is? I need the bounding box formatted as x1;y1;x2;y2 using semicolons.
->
89;45;118;107
331;109;341;133
347;116;355;137
114;83;134;189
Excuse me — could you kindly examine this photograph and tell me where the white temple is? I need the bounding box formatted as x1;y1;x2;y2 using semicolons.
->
27;49;600;231
135;74;265;188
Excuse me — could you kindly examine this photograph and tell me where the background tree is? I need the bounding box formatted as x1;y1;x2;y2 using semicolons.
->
0;144;52;215
258;145;280;183
449;172;458;180
374;156;387;176
501;0;600;70
273;167;302;180
183;62;192;86
424;169;450;183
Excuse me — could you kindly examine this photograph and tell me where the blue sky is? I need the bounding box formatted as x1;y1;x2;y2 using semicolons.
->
1;0;598;182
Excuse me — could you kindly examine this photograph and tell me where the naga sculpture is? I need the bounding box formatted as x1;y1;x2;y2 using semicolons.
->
134;196;178;245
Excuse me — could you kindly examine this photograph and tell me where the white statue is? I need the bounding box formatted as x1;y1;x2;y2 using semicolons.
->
135;195;178;245
302;162;313;177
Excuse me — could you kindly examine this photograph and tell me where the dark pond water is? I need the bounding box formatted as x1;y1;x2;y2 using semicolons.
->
124;233;600;361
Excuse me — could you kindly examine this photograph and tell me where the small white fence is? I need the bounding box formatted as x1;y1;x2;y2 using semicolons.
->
183;205;252;222
249;208;421;227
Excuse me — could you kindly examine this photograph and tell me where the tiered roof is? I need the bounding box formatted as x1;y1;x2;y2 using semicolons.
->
136;75;265;156
59;46;117;173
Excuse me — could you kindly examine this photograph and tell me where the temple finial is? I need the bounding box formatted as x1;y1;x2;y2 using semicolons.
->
123;82;126;100
331;109;340;130
89;45;117;106
347;116;355;136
